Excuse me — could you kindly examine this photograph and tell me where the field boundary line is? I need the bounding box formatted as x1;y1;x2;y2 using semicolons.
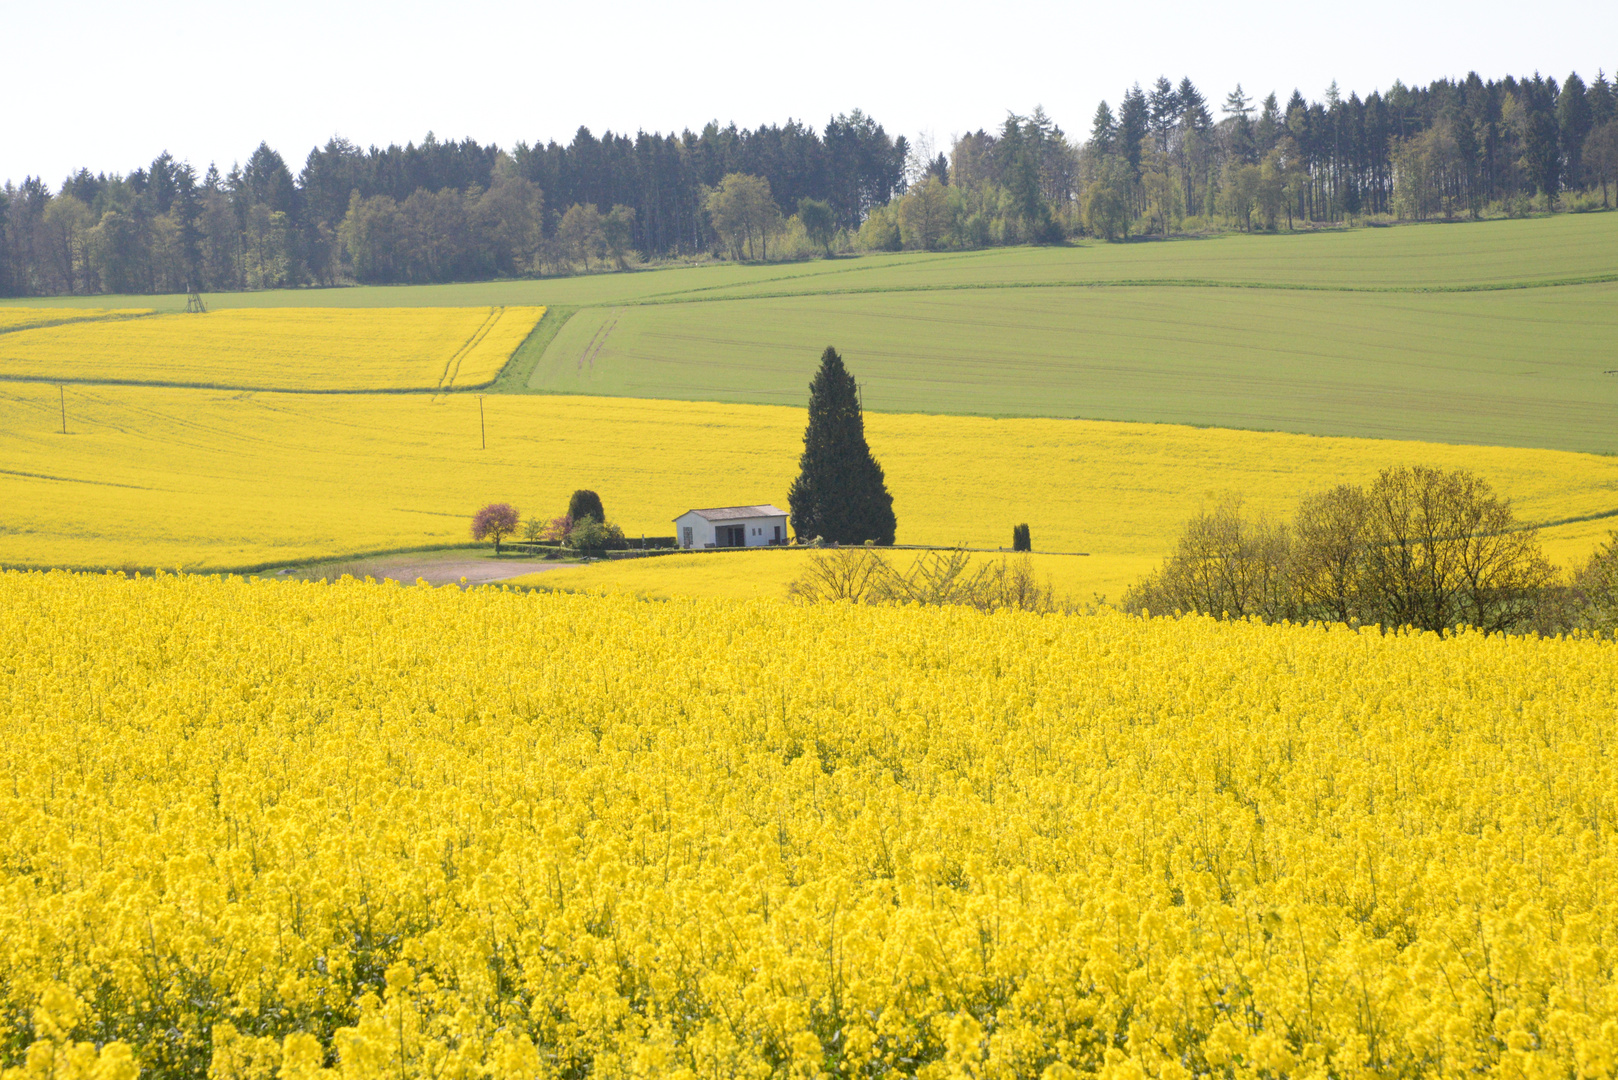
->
614;272;1618;308
1525;507;1618;531
0;542;492;577
0;374;460;394
0;311;159;335
0;467;154;491
627;250;987;304
622;544;1093;556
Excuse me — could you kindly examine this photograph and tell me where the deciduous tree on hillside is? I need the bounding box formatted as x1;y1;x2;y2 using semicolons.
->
1584;121;1618;207
602;205;638;268
1084;160;1132;241
897;178;952;250
706;174;781;260
471;503;520;555
787;347;896;545
559;204;605;270
797;197;836;255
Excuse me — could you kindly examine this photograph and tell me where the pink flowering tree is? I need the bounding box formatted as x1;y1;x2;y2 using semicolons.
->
539;514;573;543
471;503;520;555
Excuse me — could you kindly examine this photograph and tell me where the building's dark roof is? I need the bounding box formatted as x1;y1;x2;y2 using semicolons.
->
675;505;789;522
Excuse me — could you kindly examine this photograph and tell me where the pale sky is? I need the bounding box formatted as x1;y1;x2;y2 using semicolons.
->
5;0;1614;187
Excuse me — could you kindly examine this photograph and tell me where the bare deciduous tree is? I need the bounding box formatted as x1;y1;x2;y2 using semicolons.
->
1570;531;1618;634
1125;467;1558;634
1292;484;1372;623
1122;499;1294;620
789;548;1061;613
1359;466;1555;634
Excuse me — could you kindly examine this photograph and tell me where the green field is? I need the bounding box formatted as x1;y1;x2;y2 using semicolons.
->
8;214;1616;313
6;213;1615;452
530;283;1618;452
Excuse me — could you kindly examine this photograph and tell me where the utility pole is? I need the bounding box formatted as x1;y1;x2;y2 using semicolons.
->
480;396;486;449
59;386;66;435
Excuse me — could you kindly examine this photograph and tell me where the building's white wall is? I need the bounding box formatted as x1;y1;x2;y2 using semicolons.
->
674;514;788;548
674;512;712;549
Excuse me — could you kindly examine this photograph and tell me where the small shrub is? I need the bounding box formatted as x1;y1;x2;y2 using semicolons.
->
566;516;626;554
540;514;573;543
790;548;1062;613
787;547;887;603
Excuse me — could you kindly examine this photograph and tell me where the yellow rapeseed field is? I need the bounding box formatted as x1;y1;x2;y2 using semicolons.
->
0;570;1614;1079
505;549;1128;604
0;307;152;333
0;307;542;391
2;386;1609;596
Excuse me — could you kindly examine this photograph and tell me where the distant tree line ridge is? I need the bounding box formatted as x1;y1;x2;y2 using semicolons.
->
0;114;906;296
1069;70;1618;241
3;69;1615;296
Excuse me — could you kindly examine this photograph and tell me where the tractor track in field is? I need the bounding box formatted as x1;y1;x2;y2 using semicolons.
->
577;308;623;371
435;306;504;393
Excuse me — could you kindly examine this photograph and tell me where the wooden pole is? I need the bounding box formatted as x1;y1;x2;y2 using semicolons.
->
480;396;486;450
59;386;66;435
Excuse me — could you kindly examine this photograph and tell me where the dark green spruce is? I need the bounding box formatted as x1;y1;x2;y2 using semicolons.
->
788;347;897;545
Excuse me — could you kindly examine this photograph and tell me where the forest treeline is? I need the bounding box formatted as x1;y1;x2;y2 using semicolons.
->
3;69;1615;296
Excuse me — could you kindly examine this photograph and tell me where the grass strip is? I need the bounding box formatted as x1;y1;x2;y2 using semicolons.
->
487;306;579;392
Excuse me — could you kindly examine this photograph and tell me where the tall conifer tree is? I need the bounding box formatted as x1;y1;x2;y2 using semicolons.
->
788;347;896;545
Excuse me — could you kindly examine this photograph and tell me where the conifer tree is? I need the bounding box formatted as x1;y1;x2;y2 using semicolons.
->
788;347;896;545
567;489;605;524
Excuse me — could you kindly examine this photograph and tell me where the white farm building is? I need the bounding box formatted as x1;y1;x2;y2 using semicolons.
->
674;505;789;549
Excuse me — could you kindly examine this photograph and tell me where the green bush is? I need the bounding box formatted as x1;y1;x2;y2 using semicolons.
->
566;516;626;554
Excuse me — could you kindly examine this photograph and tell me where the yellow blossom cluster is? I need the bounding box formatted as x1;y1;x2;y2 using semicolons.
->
1;386;1613;587
0;570;1615;1079
0;307;542;391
